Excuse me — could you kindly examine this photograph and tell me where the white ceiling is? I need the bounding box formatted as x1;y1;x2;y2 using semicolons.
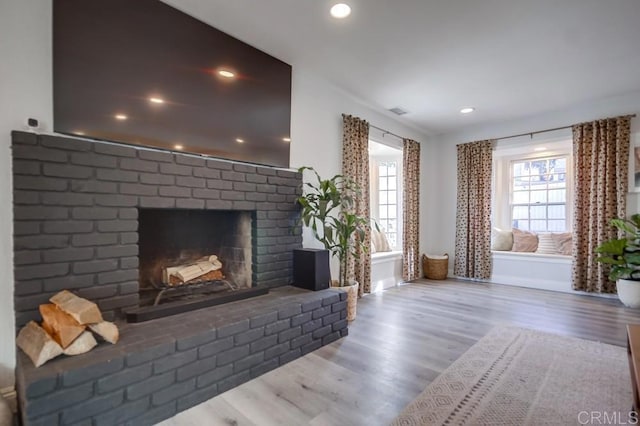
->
165;0;640;135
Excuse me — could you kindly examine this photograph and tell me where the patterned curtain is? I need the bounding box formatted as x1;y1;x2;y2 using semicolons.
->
454;140;493;280
403;139;420;281
342;114;371;296
572;116;632;293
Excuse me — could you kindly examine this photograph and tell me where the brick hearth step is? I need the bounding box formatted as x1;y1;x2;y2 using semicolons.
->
16;287;348;426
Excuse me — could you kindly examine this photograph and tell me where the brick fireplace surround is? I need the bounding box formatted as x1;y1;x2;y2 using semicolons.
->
11;131;348;425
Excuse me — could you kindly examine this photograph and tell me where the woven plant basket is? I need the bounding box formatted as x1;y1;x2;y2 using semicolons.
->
422;253;449;280
331;280;359;321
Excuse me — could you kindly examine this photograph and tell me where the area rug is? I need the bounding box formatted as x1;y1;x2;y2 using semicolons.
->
392;326;632;425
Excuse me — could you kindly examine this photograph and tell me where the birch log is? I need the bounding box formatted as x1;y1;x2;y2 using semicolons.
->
50;290;103;325
16;321;64;367
39;303;86;348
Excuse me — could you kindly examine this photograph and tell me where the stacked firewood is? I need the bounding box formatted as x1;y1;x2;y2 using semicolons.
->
16;290;119;367
163;254;224;286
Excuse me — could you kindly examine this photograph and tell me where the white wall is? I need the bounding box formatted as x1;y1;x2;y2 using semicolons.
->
424;90;640;268
289;67;430;176
289;67;432;280
0;0;53;391
0;1;431;389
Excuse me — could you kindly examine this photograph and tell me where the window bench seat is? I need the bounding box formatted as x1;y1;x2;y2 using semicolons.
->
490;250;573;293
371;251;403;292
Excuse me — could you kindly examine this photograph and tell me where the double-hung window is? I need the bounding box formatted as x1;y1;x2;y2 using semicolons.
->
510;156;568;232
377;161;399;248
369;141;403;250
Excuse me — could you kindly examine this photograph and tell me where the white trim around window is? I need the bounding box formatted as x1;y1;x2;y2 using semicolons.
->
493;139;573;232
369;140;403;251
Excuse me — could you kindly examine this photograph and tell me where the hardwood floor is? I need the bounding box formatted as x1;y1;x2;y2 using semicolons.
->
158;279;640;425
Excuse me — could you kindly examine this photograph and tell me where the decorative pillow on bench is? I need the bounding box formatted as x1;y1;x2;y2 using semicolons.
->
491;228;573;256
512;228;538;252
371;223;392;253
491;227;513;251
536;233;557;254
550;232;572;256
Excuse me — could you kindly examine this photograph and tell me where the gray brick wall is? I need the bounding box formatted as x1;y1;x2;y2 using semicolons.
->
16;288;348;426
11;132;302;326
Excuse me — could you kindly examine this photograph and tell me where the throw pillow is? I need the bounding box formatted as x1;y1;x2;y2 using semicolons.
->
551;232;572;256
377;228;392;252
491;227;513;251
371;223;380;254
371;227;391;252
512;228;538;252
535;233;558;254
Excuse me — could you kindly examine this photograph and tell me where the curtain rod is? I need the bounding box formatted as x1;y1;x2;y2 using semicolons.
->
369;124;404;141
494;114;636;142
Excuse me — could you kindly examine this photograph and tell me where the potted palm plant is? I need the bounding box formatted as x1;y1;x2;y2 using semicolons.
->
595;214;640;308
296;167;368;320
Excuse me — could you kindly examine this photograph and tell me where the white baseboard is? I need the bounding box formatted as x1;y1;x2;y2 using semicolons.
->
490;274;618;299
491;274;571;293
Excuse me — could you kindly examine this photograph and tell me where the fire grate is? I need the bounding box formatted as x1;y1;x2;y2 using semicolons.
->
126;285;269;323
151;279;239;306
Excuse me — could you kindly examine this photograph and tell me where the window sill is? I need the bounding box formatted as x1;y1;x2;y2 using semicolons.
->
372;250;402;263
491;250;571;264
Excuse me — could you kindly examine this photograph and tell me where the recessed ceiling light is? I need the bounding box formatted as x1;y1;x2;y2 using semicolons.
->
460;107;475;114
115;114;128;120
235;138;244;143
283;137;291;142
174;144;183;150
330;3;351;18
149;97;164;104
73;130;85;136
218;69;236;79
534;147;547;152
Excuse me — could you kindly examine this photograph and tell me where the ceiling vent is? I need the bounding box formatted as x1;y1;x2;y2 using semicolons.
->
389;107;408;116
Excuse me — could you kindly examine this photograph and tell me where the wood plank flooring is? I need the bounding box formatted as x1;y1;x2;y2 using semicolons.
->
158;279;640;426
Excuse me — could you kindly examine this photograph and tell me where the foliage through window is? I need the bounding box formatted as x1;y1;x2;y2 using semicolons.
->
511;156;567;232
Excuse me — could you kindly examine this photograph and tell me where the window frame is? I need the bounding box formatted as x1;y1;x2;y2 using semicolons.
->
509;155;569;232
492;141;573;233
377;159;400;248
369;140;403;251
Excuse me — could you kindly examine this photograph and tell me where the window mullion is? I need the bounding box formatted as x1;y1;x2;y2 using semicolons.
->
509;154;568;233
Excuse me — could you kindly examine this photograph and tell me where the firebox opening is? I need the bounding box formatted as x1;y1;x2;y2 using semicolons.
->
138;209;253;307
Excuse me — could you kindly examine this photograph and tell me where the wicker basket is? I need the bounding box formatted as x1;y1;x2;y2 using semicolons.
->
331;280;359;321
422;253;449;280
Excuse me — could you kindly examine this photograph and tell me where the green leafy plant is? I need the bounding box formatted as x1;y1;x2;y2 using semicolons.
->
296;166;368;287
596;214;640;281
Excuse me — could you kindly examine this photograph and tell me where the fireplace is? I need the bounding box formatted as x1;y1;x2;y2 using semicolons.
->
127;208;268;322
11;131;302;327
12;131;351;426
138;209;253;296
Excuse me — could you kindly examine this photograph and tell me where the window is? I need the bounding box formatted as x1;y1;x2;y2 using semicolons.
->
378;161;398;248
369;141;403;251
510;156;568;232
